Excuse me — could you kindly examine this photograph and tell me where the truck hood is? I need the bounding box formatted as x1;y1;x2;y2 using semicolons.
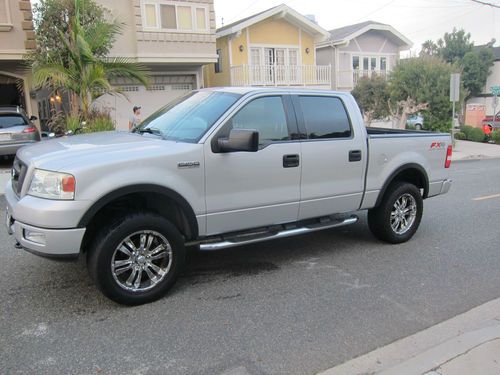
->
17;131;188;171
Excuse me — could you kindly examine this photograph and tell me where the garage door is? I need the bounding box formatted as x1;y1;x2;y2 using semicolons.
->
95;74;195;131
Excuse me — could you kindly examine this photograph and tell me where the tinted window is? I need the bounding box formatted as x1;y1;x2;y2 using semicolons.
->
299;96;351;139
139;91;240;143
227;96;290;145
0;114;27;129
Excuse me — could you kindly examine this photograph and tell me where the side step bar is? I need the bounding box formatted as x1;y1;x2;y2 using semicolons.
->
199;215;358;251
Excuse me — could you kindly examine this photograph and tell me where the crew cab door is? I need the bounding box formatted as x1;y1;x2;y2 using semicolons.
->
291;94;365;219
204;94;301;235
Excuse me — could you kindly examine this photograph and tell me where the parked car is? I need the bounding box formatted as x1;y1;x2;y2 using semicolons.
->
5;88;453;305
482;111;500;132
406;114;424;130
0;106;41;156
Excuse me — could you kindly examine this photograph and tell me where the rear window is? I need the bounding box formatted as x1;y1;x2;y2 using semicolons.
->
299;96;352;139
0;114;27;129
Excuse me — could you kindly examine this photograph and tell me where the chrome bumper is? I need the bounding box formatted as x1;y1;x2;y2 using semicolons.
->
440;179;453;195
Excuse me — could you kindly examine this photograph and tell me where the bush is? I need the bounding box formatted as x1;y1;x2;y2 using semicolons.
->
491;131;500;144
83;108;115;133
454;131;466;140
467;127;486;142
460;125;474;139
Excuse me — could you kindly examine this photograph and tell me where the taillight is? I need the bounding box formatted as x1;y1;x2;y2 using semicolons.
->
445;145;452;168
22;126;36;133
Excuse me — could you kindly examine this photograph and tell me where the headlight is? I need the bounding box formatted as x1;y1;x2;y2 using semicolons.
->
28;169;75;200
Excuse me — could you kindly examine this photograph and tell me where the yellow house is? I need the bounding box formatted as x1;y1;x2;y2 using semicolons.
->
204;4;331;88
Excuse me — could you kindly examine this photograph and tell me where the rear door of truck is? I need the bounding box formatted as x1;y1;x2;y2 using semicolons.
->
291;93;367;220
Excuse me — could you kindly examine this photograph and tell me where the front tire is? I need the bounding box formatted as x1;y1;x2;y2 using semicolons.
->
87;212;185;305
368;182;423;244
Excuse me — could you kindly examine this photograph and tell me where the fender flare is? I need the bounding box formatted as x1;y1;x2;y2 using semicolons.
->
77;184;199;239
375;163;429;207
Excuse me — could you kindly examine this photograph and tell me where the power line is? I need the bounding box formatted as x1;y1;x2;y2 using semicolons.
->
470;0;500;8
352;0;397;23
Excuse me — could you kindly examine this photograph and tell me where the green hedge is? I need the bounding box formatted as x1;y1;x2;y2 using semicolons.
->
491;131;500;144
454;131;466;140
459;125;486;143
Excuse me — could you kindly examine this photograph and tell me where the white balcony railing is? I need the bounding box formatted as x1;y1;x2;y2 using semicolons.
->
338;69;389;89
230;64;331;87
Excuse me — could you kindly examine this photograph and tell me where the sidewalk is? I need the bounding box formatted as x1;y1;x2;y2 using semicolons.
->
320;298;500;375
452;140;500;161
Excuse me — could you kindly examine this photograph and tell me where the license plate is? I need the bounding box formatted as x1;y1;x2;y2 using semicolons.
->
0;133;11;141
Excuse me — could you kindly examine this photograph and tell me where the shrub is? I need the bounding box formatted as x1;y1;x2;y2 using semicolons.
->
454;131;466;140
491;131;500;144
84;108;115;133
467;127;486;142
460;125;474;139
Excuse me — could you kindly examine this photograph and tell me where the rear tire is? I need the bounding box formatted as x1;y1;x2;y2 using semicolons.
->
87;212;185;305
368;182;423;244
415;124;422;130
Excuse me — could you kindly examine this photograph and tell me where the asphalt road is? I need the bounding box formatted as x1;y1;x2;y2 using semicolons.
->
1;159;500;375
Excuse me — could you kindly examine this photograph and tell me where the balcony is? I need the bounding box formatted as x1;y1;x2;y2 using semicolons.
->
230;64;331;87
337;69;389;90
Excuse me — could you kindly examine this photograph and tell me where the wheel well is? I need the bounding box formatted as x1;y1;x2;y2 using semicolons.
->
376;166;429;207
80;191;197;253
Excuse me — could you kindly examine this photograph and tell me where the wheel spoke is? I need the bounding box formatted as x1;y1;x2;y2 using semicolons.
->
114;259;132;268
148;244;165;256
150;252;167;261
145;234;154;252
117;244;132;257
133;269;142;289
115;264;132;275
126;268;138;286
146;261;162;275
124;238;137;252
139;234;147;252
144;266;159;284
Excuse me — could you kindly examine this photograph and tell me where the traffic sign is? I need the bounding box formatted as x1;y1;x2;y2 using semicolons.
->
450;74;460;102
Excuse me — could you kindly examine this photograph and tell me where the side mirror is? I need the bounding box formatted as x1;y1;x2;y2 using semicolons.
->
29;115;38;121
217;129;259;153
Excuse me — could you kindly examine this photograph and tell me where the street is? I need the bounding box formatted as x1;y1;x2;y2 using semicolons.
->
1;158;499;375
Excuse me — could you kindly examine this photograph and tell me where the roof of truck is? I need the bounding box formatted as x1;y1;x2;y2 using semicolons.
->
201;87;349;96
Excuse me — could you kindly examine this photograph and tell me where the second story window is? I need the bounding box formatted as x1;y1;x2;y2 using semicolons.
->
142;1;209;33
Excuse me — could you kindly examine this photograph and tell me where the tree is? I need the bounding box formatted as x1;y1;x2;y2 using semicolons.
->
420;29;494;100
351;75;390;124
389;56;456;132
31;0;149;119
462;47;494;97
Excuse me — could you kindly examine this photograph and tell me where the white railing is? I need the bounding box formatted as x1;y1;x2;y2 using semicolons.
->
230;64;331;87
337;69;389;89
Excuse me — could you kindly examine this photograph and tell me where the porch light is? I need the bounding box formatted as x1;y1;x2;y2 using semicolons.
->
305;47;310;54
239;45;244;52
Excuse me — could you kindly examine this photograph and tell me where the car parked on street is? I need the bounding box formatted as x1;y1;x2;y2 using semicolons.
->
406;114;424;130
0;106;41;156
5;88;453;305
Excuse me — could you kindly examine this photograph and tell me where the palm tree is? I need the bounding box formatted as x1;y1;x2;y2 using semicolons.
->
32;0;149;119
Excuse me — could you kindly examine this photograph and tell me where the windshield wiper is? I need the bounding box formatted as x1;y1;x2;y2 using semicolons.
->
137;127;164;138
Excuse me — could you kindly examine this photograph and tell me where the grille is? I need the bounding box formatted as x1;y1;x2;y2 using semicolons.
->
11;157;28;196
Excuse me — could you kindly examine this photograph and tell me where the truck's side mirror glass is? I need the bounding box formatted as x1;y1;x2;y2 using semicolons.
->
217;129;259;153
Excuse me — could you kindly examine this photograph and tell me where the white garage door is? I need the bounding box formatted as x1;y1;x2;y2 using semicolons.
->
95;75;194;131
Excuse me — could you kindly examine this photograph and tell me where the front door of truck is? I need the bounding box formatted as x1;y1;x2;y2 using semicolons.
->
204;94;301;235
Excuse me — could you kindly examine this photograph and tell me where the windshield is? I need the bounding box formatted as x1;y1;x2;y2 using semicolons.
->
137;91;241;143
0;114;27;129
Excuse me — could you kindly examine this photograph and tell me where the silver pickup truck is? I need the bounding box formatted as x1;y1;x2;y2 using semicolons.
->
6;88;453;305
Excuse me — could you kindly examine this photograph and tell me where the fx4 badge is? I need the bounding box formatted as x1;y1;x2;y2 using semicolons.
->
430;141;445;150
178;161;200;169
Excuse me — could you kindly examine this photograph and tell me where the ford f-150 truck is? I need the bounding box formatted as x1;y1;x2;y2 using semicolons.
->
6;88;453;305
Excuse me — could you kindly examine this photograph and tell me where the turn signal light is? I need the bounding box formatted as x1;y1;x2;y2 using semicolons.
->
445;145;452;168
22;126;37;133
61;176;75;193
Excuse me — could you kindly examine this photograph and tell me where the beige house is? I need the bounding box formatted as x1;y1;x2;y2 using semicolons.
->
0;0;38;118
316;21;412;91
90;0;217;130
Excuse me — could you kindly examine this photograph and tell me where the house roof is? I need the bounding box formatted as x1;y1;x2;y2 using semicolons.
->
493;46;500;60
318;20;412;49
216;4;330;40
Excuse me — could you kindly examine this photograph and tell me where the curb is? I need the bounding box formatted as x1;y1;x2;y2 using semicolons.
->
319;298;500;375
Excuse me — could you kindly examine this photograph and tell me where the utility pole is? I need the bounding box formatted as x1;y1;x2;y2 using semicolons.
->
450;73;460;143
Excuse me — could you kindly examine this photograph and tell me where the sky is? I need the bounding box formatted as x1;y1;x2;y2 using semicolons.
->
213;0;500;55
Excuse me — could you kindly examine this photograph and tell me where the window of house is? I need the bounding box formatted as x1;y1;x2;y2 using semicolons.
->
288;49;298;66
352;56;359;70
371;57;377;70
363;57;369;71
299;96;351;139
225;96;290;145
143;1;208;32
215;49;222;73
380;57;387;71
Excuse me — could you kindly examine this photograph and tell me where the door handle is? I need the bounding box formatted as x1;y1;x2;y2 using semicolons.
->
349;150;362;162
283;154;300;168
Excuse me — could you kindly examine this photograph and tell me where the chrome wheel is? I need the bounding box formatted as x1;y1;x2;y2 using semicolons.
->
111;230;173;292
390;193;417;235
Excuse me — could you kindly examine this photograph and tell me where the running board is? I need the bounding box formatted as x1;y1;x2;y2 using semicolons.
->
199;215;358;251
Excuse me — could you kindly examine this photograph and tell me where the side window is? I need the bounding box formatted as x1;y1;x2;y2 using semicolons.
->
299;96;352;139
225;96;290;145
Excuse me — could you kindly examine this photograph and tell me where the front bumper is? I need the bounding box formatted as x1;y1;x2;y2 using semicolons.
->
5;180;86;259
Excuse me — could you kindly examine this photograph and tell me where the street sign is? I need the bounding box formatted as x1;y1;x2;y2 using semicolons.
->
492;86;500;96
450;73;460;102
